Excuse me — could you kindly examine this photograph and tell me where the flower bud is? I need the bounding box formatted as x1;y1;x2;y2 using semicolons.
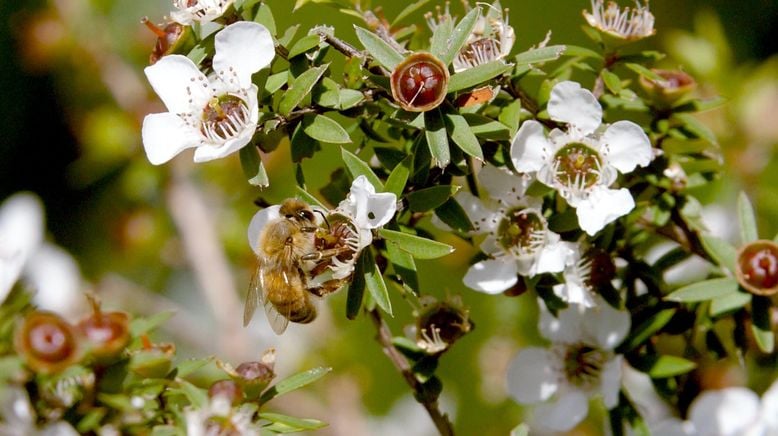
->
736;240;778;296
639;69;697;108
415;296;472;355
141;17;195;65
208;380;243;406
14;311;81;374
216;349;276;399
390;52;449;112
77;296;131;362
129;337;175;378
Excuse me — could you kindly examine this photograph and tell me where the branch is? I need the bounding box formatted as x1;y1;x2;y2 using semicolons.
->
313;29;391;76
368;309;455;436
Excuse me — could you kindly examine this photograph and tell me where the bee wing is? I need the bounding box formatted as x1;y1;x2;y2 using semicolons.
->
243;262;263;327
263;297;290;335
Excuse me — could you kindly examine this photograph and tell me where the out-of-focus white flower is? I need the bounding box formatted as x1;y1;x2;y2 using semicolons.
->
506;299;630;432
185;396;259;436
460;165;570;294
0;193;82;318
171;0;234;25
142;22;273;165
654;380;778;436
512;81;653;235
0;387;79;436
582;0;655;43
553;242;598;307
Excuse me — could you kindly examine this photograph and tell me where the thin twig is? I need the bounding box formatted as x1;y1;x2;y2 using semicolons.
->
313;29;391;76
368;309;455;436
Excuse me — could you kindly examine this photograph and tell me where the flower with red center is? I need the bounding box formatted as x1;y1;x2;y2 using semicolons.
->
736;240;778;296
14;311;82;374
390;52;449;112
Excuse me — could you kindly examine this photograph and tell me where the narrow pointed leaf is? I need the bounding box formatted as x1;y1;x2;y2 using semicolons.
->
239;146;269;187
385;241;418;292
392;0;431;26
751;295;774;353
341;148;384;190
406;185;459;212
738;192;758;244
130;311;175;336
260;367;332;403
435;198;474;232
514;44;567;66
302;114;351;144
287;34;321;58
364;250;392;315
354;26;403;70
279;64;329;115
429;17;453;60
701;235;738;273
665;277;739;302
260;413;327;431
345;253;366;319
625;62;665;82
379;229;454;259
425;110;449;168
710;291;751;317
635;355;697;378
620;308;676;351
445;113;483;159
448;61;513;93
385;156;411;197
295;187;326;209
439;7;480;65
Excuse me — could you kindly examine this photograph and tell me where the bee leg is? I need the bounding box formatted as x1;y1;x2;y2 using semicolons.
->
308;281;345;297
300;226;318;233
300;246;353;261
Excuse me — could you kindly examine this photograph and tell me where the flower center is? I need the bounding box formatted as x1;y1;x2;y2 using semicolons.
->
200;94;251;143
29;322;73;362
737;240;778;295
552;143;602;192
496;208;545;254
562;343;608;389
390;53;448;112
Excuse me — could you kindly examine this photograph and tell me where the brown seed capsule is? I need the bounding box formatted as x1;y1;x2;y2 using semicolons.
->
77;296;131;362
639;69;696;108
142;17;196;65
390;52;449;112
736;240;778;296
15;311;81;374
217;349;276;399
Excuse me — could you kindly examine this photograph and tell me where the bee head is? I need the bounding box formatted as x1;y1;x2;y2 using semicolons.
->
279;198;315;224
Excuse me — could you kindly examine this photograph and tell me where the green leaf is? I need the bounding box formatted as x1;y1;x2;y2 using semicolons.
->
253;3;276;35
295;187;326;209
287;34;321;58
561;44;602;59
385;156;411;197
354;26;404;70
701;235;738;273
338;89;364;109
439;7;480;65
175;357;212;378
429;16;453;60
341;148;384;190
601;70;622;94
639;355;697;378
406;185;459;212
260;413;327;431
278;64;329;115
435;198;474;232
625;62;665;82
514;44;567;66
425;110;450;168
738;192;758;244
291;122;319;162
665;277;739;302
445;113;483;160
620;308;676;351
176;379;208;409
385;241;418;292
130;311;175;336
751;296;774;353
448;61;513;93
511;424;530;436
671;113;718;145
379;229;454;259
302;114;351;144
264;71;288;94
392;0;430;26
239;146;270;187
461;113;510;140
260;367;332;403
345;253;367;320
364;250;392;315
710;291;751;316
499;100;522;137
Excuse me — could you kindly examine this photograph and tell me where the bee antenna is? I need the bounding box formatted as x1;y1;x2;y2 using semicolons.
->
314;209;331;230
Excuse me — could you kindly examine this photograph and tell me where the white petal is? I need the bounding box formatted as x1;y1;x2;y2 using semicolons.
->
583;301;631;349
598;355;623;408
531;390;589;432
339;176;397;229
651;419;696;436
506;347;559;403
539;301;585;343
576;187;635;236
463;259;517;294
40;422;79;436
478;164;527;199
760;379;778;429
532;237;571;275
553;282;595;308
144;55;210;113
689;388;760;436
453;192;493;233
213;22;275;88
141;113;201;165
247;205;281;255
511;120;551;173
547;81;602;136
0;193;44;302
193;128;254;162
25;243;83;321
601;121;653;173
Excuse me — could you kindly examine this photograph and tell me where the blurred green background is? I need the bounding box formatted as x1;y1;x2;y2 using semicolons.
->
1;0;777;434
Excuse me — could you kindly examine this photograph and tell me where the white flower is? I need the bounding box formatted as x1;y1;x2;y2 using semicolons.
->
511;81;653;235
553;242;597;307
0;387;78;436
0;193;83;318
185;396;259;436
654;380;778;436
142;22;273;165
583;0;655;42
507;299;630;432
171;0;234;25
461;165;571;294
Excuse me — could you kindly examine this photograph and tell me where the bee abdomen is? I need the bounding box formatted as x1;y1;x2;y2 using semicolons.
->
289;304;317;324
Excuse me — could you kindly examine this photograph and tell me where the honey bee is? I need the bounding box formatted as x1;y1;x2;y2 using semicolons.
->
244;199;359;334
